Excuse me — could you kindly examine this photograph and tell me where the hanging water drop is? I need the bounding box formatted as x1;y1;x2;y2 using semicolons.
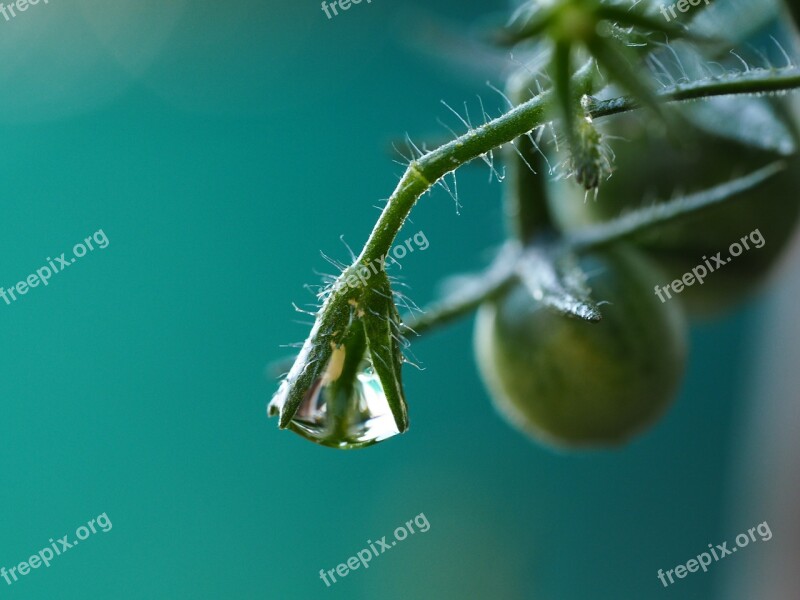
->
271;359;400;449
269;323;405;449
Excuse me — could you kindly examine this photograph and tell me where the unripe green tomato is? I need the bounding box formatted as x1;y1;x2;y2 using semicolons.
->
474;245;687;448
546;116;800;315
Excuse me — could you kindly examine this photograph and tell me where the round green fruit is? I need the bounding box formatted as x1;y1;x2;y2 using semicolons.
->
474;245;687;448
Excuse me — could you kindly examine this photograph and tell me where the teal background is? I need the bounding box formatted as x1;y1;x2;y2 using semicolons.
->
0;1;787;599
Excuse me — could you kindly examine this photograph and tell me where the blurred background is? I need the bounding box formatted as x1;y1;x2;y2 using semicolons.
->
0;0;797;598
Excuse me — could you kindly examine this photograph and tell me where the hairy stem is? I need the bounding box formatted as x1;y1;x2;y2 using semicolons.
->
274;69;800;391
356;63;596;266
588;68;800;118
332;69;800;339
401;247;519;335
361;67;800;268
567;162;785;250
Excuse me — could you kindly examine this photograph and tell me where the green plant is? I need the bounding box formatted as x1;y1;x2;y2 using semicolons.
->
269;0;800;449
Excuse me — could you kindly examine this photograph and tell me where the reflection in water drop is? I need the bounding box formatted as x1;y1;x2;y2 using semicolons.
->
281;364;400;450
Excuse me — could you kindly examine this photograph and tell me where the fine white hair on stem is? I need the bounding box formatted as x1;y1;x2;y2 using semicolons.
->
485;81;514;109
771;36;794;69
339;235;356;263
441;99;472;131
730;50;751;73
320;251;347;271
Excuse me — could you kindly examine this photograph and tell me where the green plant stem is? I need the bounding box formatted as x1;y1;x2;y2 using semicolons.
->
401;248;519;335
355;62;596;266
404;162;783;336
275;69;800;393
324;69;800;341
567;162;785;251
401;276;513;335
361;67;800;267
588;68;800;118
504;132;549;243
504;70;560;242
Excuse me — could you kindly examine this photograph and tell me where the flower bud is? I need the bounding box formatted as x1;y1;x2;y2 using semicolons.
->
269;268;408;449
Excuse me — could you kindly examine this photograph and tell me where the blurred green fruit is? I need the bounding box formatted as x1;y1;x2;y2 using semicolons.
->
474;245;687;448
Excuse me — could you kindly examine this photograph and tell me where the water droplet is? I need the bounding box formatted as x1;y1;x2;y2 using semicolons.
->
280;363;400;449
